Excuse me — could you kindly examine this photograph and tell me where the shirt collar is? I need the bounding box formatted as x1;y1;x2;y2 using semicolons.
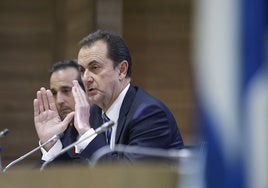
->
103;84;130;123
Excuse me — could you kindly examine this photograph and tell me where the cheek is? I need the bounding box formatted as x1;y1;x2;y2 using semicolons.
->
67;97;76;108
99;79;115;95
99;73;117;86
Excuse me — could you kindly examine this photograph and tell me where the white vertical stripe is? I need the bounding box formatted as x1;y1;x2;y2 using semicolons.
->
193;0;240;162
246;72;268;188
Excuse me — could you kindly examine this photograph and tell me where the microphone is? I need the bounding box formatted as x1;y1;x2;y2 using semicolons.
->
3;133;63;172
0;128;9;138
40;120;114;171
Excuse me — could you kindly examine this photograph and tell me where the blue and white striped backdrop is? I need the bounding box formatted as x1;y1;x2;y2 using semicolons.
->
193;0;268;187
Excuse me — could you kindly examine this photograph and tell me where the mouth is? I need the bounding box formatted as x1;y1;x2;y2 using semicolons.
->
87;88;97;95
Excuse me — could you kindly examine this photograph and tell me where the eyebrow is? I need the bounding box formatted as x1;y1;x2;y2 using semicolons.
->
89;60;99;64
79;60;101;68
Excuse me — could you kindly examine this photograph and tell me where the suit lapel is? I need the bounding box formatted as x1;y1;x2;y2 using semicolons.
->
62;124;78;157
115;85;136;143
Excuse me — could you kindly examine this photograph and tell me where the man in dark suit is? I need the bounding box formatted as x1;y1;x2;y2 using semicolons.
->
35;30;183;163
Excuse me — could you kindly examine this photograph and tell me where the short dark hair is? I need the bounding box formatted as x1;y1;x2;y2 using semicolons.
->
79;30;132;77
50;60;84;90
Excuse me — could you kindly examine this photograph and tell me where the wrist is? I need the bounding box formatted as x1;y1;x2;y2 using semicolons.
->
40;139;57;151
77;125;91;136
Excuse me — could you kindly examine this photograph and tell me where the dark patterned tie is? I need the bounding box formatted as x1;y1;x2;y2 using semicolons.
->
68;124;77;156
102;113;112;144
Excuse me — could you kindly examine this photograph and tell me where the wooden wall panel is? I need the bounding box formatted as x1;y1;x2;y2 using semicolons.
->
51;0;94;61
96;0;122;35
123;0;195;144
0;0;94;166
0;0;53;167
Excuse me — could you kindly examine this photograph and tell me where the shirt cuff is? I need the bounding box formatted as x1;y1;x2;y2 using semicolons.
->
40;139;63;161
75;128;97;153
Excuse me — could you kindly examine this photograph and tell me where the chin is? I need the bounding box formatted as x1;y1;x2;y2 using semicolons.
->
89;94;104;106
88;96;97;104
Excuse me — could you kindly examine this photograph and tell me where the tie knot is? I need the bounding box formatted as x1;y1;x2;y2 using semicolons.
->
102;113;110;123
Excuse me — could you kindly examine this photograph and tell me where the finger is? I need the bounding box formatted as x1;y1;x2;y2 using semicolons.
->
33;99;40;117
41;87;49;111
46;89;58;112
72;81;83;105
73;80;88;104
61;112;75;130
37;90;44;112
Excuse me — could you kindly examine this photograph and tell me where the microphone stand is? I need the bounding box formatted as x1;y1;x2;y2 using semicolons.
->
3;133;63;172
40;120;114;171
0;128;9;171
89;144;193;166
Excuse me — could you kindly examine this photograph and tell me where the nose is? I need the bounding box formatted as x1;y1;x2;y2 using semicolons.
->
83;69;94;83
55;92;64;104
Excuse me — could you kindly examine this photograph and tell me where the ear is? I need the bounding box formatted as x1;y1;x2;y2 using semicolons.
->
118;60;128;80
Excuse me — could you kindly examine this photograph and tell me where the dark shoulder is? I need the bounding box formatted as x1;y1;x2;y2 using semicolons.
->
127;85;172;115
127;85;178;127
131;85;165;106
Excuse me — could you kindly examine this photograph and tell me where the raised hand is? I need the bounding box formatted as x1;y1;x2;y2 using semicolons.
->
33;87;74;150
72;80;91;135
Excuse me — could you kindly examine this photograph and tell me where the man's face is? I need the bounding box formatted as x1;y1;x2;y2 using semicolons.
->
50;67;79;118
78;40;123;111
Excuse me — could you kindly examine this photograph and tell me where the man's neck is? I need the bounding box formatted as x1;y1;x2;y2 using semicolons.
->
102;79;130;112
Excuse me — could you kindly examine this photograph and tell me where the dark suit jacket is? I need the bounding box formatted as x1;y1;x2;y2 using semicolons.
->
50;85;184;163
80;85;184;161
